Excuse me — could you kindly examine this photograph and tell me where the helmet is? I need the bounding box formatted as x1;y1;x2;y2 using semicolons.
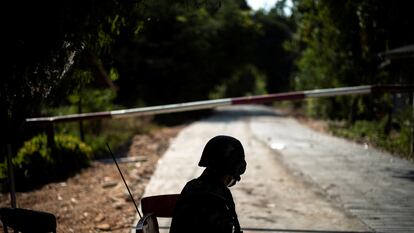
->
198;135;246;180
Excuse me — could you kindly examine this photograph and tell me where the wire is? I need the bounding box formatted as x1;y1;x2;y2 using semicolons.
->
106;143;142;218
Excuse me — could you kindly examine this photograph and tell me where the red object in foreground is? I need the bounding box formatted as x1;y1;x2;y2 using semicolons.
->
141;194;180;217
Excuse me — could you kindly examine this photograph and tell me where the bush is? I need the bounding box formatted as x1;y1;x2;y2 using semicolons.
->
330;116;412;159
54;134;93;175
1;134;92;191
209;64;267;99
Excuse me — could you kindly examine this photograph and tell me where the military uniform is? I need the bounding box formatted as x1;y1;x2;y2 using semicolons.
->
169;170;241;233
170;135;245;233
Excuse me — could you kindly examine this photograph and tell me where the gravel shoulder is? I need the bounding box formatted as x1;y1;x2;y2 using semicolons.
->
0;126;182;233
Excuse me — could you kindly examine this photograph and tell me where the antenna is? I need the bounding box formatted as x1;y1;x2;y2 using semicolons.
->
106;143;143;218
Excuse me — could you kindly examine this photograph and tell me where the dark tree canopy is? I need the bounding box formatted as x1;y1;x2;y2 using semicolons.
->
1;0;293;158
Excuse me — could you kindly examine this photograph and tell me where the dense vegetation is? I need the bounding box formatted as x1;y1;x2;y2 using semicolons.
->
1;0;294;190
1;0;413;190
0;134;92;191
289;0;414;158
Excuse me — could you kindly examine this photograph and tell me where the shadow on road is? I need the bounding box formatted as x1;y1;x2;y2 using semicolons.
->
159;226;374;233
205;106;286;123
393;170;414;182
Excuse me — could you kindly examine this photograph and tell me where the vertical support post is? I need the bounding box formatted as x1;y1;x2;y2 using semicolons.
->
7;144;16;208
46;123;55;151
79;120;85;142
78;98;85;142
411;92;414;156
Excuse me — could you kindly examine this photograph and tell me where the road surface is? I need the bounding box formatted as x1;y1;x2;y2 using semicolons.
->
134;105;414;233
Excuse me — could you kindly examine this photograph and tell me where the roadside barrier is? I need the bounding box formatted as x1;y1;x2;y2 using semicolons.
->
6;84;413;212
26;84;414;123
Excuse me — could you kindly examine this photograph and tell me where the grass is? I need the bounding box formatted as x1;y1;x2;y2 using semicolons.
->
53;115;157;158
273;101;414;161
329;119;412;160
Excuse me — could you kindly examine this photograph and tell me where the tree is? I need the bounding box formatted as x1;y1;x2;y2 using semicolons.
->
113;0;295;106
0;0;232;153
253;8;294;93
1;0;131;158
289;0;414;119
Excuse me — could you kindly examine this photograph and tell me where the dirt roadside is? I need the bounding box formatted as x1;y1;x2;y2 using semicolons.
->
0;126;183;233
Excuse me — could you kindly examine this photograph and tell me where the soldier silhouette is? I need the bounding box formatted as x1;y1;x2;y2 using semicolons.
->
170;135;246;233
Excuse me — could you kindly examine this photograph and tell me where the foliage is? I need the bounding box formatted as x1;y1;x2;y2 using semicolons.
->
1;0;296;187
287;0;414;156
330;114;411;159
289;0;414;120
114;0;294;106
83;117;154;157
209;64;267;99
305;98;334;119
0;134;92;191
2;0;294;149
1;0;130;162
253;8;294;93
43;85;154;156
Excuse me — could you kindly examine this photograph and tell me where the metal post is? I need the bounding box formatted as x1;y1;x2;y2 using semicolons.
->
411;92;414;156
46;123;55;151
78;98;85;141
7;144;16;208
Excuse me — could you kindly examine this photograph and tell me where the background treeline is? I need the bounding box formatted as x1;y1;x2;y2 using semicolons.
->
288;0;414;157
1;0;413;190
0;0;294;190
114;0;293;106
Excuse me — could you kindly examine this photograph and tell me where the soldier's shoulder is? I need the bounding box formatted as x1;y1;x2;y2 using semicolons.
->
182;178;231;202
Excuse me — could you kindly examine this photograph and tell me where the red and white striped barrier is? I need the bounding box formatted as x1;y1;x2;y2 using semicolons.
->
26;85;414;124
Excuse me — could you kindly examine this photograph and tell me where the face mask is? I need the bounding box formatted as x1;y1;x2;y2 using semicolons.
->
227;177;237;187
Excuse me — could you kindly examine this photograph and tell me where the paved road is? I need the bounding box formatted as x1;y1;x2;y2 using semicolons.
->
134;105;414;233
